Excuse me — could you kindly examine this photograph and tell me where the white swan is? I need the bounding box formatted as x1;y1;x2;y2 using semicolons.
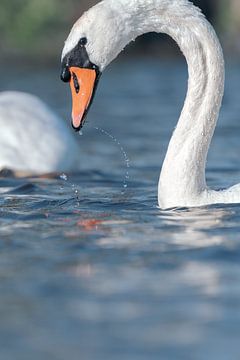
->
0;91;79;175
61;0;240;209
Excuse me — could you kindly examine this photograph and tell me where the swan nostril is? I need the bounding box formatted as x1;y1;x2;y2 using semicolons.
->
72;72;80;94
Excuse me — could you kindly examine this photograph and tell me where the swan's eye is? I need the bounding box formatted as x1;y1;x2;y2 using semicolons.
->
79;37;87;46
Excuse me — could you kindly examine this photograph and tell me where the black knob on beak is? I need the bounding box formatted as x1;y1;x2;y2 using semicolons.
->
61;66;71;83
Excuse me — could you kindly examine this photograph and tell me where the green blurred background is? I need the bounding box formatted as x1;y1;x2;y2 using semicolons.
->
0;0;240;63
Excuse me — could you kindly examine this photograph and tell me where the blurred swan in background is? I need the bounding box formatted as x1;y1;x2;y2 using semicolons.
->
60;0;240;209
0;91;79;175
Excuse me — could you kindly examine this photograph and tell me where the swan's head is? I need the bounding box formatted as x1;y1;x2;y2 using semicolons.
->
60;1;131;130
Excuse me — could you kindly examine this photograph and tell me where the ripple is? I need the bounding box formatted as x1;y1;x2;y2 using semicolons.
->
0;62;240;360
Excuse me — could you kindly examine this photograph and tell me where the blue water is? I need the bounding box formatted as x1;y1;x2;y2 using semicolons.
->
1;59;240;359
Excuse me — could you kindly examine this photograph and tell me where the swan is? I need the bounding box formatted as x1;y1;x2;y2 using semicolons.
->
0;91;79;175
60;0;240;209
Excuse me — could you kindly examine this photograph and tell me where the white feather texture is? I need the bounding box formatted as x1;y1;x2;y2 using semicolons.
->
63;0;240;208
0;91;79;174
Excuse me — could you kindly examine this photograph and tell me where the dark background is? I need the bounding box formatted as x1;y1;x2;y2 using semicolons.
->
0;0;239;64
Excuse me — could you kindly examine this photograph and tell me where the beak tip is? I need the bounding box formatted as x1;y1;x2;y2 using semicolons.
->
71;113;83;131
71;121;83;132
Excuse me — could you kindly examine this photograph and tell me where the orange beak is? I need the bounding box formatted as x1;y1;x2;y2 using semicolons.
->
69;67;97;130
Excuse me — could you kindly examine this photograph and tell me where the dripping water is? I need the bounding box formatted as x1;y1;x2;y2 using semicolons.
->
60;127;130;202
94;126;130;193
60;173;80;206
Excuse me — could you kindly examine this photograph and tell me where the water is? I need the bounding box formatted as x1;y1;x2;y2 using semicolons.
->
94;126;130;191
1;59;240;359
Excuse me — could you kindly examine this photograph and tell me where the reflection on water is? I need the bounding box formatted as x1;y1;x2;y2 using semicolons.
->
0;60;240;359
159;206;233;247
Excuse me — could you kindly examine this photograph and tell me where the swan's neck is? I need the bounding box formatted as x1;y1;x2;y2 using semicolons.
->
111;0;225;208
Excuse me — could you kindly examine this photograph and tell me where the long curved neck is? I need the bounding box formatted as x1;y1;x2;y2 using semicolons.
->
111;0;225;208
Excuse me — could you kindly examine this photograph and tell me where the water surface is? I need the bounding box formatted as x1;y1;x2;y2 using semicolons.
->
0;60;240;359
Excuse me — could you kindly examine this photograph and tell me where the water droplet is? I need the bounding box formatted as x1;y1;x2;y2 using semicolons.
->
94;126;131;191
60;173;68;181
60;174;80;205
79;130;83;136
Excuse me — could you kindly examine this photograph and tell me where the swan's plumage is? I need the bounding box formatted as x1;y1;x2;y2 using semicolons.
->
62;0;240;208
62;0;205;71
0;91;79;174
